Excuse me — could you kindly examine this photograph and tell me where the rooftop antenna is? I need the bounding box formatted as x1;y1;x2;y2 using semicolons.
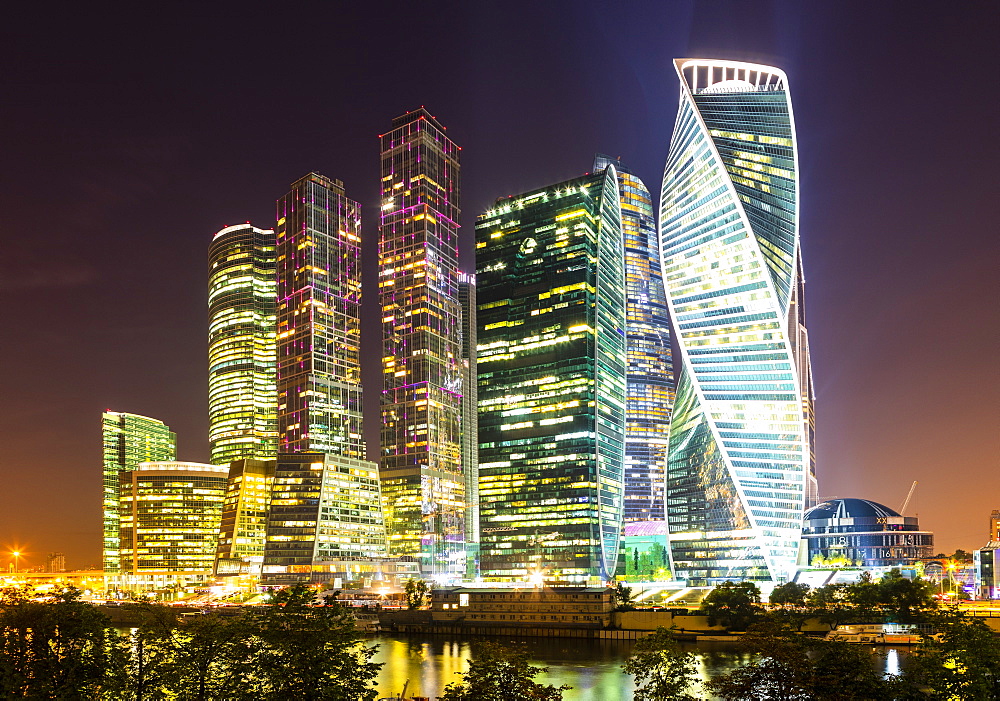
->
899;481;918;516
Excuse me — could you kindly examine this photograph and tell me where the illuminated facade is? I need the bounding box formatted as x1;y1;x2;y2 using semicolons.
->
118;462;227;590
659;59;815;584
802;499;934;568
594;154;675;523
208;223;278;465
265;173;386;584
214;459;276;577
261;453;386;586
378;109;466;576
458;272;480;576
276;173;364;457
475;167;627;583
102;411;176;577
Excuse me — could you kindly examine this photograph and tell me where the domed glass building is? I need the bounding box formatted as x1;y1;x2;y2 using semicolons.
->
802;498;934;568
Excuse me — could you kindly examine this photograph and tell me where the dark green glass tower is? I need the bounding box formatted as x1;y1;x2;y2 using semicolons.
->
475;167;627;583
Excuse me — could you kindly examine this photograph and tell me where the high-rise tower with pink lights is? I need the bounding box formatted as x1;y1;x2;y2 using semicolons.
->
378;109;467;578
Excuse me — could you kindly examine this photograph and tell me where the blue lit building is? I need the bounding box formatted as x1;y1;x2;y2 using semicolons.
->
594;155;675;524
659;59;816;584
475;167;627;583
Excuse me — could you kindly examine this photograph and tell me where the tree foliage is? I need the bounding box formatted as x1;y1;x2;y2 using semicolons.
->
699;581;763;631
0;584;380;701
0;586;114;699
897;609;1000;699
621;627;700;701
404;578;428;610
612;581;636;611
438;640;570;701
705;621;888;701
768;582;810;607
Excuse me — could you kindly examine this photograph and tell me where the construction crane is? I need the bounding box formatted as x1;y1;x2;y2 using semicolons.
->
899;481;918;515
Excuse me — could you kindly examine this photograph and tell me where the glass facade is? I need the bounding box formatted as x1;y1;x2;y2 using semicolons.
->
261;453;386;586
378;109;467;577
593;155;675;524
802;499;934;568
118;462;227;590
214;458;276;577
475;167;627;583
208;224;278;465
102;411;176;575
265;173;386;584
275;173;364;457
659;59;814;584
458;272;480;577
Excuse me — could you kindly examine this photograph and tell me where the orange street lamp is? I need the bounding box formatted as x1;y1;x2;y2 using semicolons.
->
11;551;20;574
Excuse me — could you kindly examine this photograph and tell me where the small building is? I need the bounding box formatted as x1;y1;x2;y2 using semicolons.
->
119;462;228;592
431;587;613;628
974;544;999;599
801;498;934;569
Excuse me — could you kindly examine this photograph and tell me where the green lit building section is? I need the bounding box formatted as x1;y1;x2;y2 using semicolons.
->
215;459;276;577
208;224;278;465
659;59;813;584
118;462;227;590
594;155;675;524
102;411;176;576
475;167;627;583
261;453;387;586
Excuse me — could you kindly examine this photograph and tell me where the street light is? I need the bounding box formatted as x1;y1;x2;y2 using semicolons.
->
11;551;20;574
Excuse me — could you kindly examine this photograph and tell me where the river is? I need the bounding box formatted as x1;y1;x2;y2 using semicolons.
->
369;633;910;700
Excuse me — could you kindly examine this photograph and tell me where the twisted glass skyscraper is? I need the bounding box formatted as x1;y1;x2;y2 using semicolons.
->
659;59;815;584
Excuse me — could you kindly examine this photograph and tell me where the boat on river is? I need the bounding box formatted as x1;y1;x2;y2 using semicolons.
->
824;623;934;645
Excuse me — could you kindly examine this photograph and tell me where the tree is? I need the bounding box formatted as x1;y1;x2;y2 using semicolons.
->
612;581;636;611
768;582;809;608
899;609;1000;699
876;569;936;623
705;622;889;701
438;640;570;701
404;578;428;610
249;585;381;701
699;581;763;632
621;627;701;701
0;586;115;699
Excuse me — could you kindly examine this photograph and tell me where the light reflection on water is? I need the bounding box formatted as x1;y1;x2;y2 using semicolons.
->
368;634;910;701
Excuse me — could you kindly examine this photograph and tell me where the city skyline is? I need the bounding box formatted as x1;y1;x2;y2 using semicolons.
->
2;2;996;567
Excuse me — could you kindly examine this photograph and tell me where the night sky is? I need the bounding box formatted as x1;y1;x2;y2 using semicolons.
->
2;1;997;569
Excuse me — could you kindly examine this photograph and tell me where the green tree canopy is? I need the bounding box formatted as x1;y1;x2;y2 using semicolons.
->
621;627;700;701
700;581;763;631
438;640;569;701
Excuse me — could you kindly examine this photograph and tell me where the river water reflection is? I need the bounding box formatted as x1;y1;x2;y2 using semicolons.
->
369;634;910;700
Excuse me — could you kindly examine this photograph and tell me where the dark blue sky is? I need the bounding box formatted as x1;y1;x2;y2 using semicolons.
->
1;1;996;567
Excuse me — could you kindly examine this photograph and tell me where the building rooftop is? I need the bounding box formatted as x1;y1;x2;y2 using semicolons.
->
805;498;901;521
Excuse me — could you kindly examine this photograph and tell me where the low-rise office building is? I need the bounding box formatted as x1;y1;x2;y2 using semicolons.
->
431;587;613;628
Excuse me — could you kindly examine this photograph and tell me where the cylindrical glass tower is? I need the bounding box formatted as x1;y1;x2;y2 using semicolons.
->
208;224;278;465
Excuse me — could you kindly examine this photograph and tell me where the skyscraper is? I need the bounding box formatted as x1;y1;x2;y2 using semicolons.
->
659;59;814;584
593;154;675;524
475;167;627;583
102;411;176;577
208;223;278;465
275;173;364;457
262;173;386;584
119;461;227;591
378;109;466;577
458;272;480;576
